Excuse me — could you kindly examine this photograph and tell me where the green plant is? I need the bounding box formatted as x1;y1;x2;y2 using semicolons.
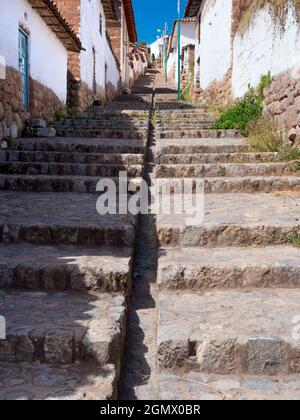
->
55;106;76;120
103;112;119;118
285;229;300;247
246;116;283;152
138;112;148;120
213;88;262;134
180;84;192;102
213;73;272;134
277;146;300;161
151;112;157;124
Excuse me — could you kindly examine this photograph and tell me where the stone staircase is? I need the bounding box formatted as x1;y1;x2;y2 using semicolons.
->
155;108;300;400
0;95;150;399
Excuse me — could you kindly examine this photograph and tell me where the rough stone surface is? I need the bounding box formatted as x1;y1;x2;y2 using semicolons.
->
0;289;125;366
0;191;137;247
0;243;133;292
0;362;117;400
158;289;300;375
157;192;300;247
160;372;300;400
158;245;300;290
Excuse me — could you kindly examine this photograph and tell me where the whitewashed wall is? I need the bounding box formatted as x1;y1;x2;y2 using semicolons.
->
232;3;300;98
168;22;196;83
150;37;164;59
80;0;120;92
0;0;68;101
199;0;233;89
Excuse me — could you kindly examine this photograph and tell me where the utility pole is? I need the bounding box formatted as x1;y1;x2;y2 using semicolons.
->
177;0;181;99
164;22;168;83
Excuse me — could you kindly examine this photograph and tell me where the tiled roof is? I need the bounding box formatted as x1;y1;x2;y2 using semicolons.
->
123;0;137;43
184;0;202;17
27;0;82;52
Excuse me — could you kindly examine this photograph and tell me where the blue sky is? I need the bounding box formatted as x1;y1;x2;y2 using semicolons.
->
132;0;186;45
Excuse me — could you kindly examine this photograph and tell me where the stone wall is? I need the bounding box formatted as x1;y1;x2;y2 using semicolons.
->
195;0;300;130
0;67;25;140
193;68;233;105
30;78;63;120
0;66;64;141
264;70;300;131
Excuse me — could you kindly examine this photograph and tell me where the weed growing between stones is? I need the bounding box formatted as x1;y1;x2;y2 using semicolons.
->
285;229;300;247
181;84;192;102
213;73;272;134
247;116;283;152
277;147;300;161
55;106;76;120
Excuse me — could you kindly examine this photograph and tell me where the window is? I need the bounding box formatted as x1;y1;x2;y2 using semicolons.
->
99;13;103;36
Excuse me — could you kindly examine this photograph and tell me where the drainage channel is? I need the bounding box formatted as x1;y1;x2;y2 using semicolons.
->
118;87;159;400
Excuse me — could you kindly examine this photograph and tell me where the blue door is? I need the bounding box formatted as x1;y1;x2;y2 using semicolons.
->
18;28;29;110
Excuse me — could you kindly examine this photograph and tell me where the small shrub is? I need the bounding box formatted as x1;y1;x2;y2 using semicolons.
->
277;146;300;161
246;116;283;152
213;73;272;134
213;88;263;134
285;229;300;247
181;84;192;102
55;106;76;120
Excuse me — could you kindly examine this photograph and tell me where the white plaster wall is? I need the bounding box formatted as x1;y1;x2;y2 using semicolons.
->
150;37;163;58
168;22;196;83
0;0;68;101
232;3;300;97
199;0;233;89
80;0;120;92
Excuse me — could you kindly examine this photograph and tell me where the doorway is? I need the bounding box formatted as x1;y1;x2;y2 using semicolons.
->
18;28;29;110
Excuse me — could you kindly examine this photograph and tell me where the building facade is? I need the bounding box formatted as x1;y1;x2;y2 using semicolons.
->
56;0;122;111
185;0;300;130
0;0;81;139
167;18;196;86
106;0;138;91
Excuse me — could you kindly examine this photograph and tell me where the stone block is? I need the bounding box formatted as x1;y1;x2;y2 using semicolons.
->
27;119;47;128
36;127;56;138
9;122;18;139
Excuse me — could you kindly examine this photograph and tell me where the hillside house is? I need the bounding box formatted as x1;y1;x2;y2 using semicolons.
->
0;0;82;138
185;0;300;130
55;0;123;111
167;17;196;86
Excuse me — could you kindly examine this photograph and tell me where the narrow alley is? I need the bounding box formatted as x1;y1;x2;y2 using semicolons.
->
0;0;300;403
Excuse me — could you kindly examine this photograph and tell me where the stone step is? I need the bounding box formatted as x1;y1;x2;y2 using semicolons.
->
0;362;118;400
56;128;147;140
159;152;277;164
157;192;300;247
156;118;216;125
156;123;214;130
0;289;125;367
0;174;142;194
0;243;133;292
159;138;247;155
54;122;148;130
159;372;300;400
157;176;300;194
0;191;137;247
1;150;144;165
159;129;240;139
158;289;300;375
0;162;143;178
158;245;300;290
9;138;146;154
104;102;151;111
156;162;298;178
157;110;211;116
